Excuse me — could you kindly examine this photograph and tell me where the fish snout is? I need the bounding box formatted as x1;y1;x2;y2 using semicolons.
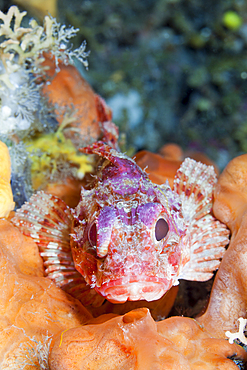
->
95;278;172;303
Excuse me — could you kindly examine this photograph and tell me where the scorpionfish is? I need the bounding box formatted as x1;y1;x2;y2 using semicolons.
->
12;142;230;307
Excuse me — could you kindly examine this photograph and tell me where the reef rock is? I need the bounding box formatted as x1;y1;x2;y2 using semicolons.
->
135;145;219;189
134;150;181;187
198;154;247;338
49;307;246;370
159;143;184;161
0;220;92;369
39;55;116;207
42;55;105;144
159;143;219;175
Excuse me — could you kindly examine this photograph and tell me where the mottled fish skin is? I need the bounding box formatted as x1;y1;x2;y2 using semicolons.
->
12;141;230;306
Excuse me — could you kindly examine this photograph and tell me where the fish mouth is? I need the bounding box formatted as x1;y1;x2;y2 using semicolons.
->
96;277;172;303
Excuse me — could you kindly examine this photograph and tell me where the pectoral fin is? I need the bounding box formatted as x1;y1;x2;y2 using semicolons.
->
11;191;104;307
179;214;230;281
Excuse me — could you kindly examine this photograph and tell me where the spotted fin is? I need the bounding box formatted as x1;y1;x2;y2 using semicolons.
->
173;158;217;222
11;191;105;307
174;159;230;281
179;214;230;281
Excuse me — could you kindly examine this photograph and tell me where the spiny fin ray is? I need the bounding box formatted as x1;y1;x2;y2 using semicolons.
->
174;158;217;222
179;214;230;281
11;191;104;307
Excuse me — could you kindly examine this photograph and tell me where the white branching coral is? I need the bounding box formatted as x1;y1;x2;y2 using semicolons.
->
225;317;247;345
0;6;89;71
0;6;89;137
49;18;89;68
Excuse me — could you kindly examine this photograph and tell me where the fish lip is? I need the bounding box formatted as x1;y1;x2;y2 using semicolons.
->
95;277;172;303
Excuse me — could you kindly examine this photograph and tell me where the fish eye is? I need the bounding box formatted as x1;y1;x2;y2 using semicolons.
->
88;221;97;248
155;218;169;241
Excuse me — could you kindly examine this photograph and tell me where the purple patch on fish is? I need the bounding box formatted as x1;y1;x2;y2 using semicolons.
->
97;206;116;254
138;203;164;228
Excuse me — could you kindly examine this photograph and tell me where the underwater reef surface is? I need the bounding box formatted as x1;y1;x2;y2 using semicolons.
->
198;153;247;338
1;151;247;368
49;310;246;369
1;3;247;369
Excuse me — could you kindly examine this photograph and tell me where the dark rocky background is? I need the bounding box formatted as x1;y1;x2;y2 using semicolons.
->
6;0;247;169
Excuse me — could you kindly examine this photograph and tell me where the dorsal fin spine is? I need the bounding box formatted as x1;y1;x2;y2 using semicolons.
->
173;158;217;222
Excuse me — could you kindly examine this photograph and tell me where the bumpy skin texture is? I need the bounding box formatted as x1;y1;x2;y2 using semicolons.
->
71;142;228;304
73;143;187;303
0;219;92;369
198;154;247;338
49;308;247;370
12;141;229;307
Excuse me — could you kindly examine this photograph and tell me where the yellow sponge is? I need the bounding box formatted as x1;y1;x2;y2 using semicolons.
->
0;141;15;217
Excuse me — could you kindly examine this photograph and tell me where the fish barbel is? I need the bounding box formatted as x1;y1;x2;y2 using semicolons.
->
12;141;229;306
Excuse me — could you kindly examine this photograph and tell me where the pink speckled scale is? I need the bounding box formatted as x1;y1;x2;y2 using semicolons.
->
12;142;230;307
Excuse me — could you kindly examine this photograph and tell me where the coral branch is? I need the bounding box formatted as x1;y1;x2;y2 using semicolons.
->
226;318;247;345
